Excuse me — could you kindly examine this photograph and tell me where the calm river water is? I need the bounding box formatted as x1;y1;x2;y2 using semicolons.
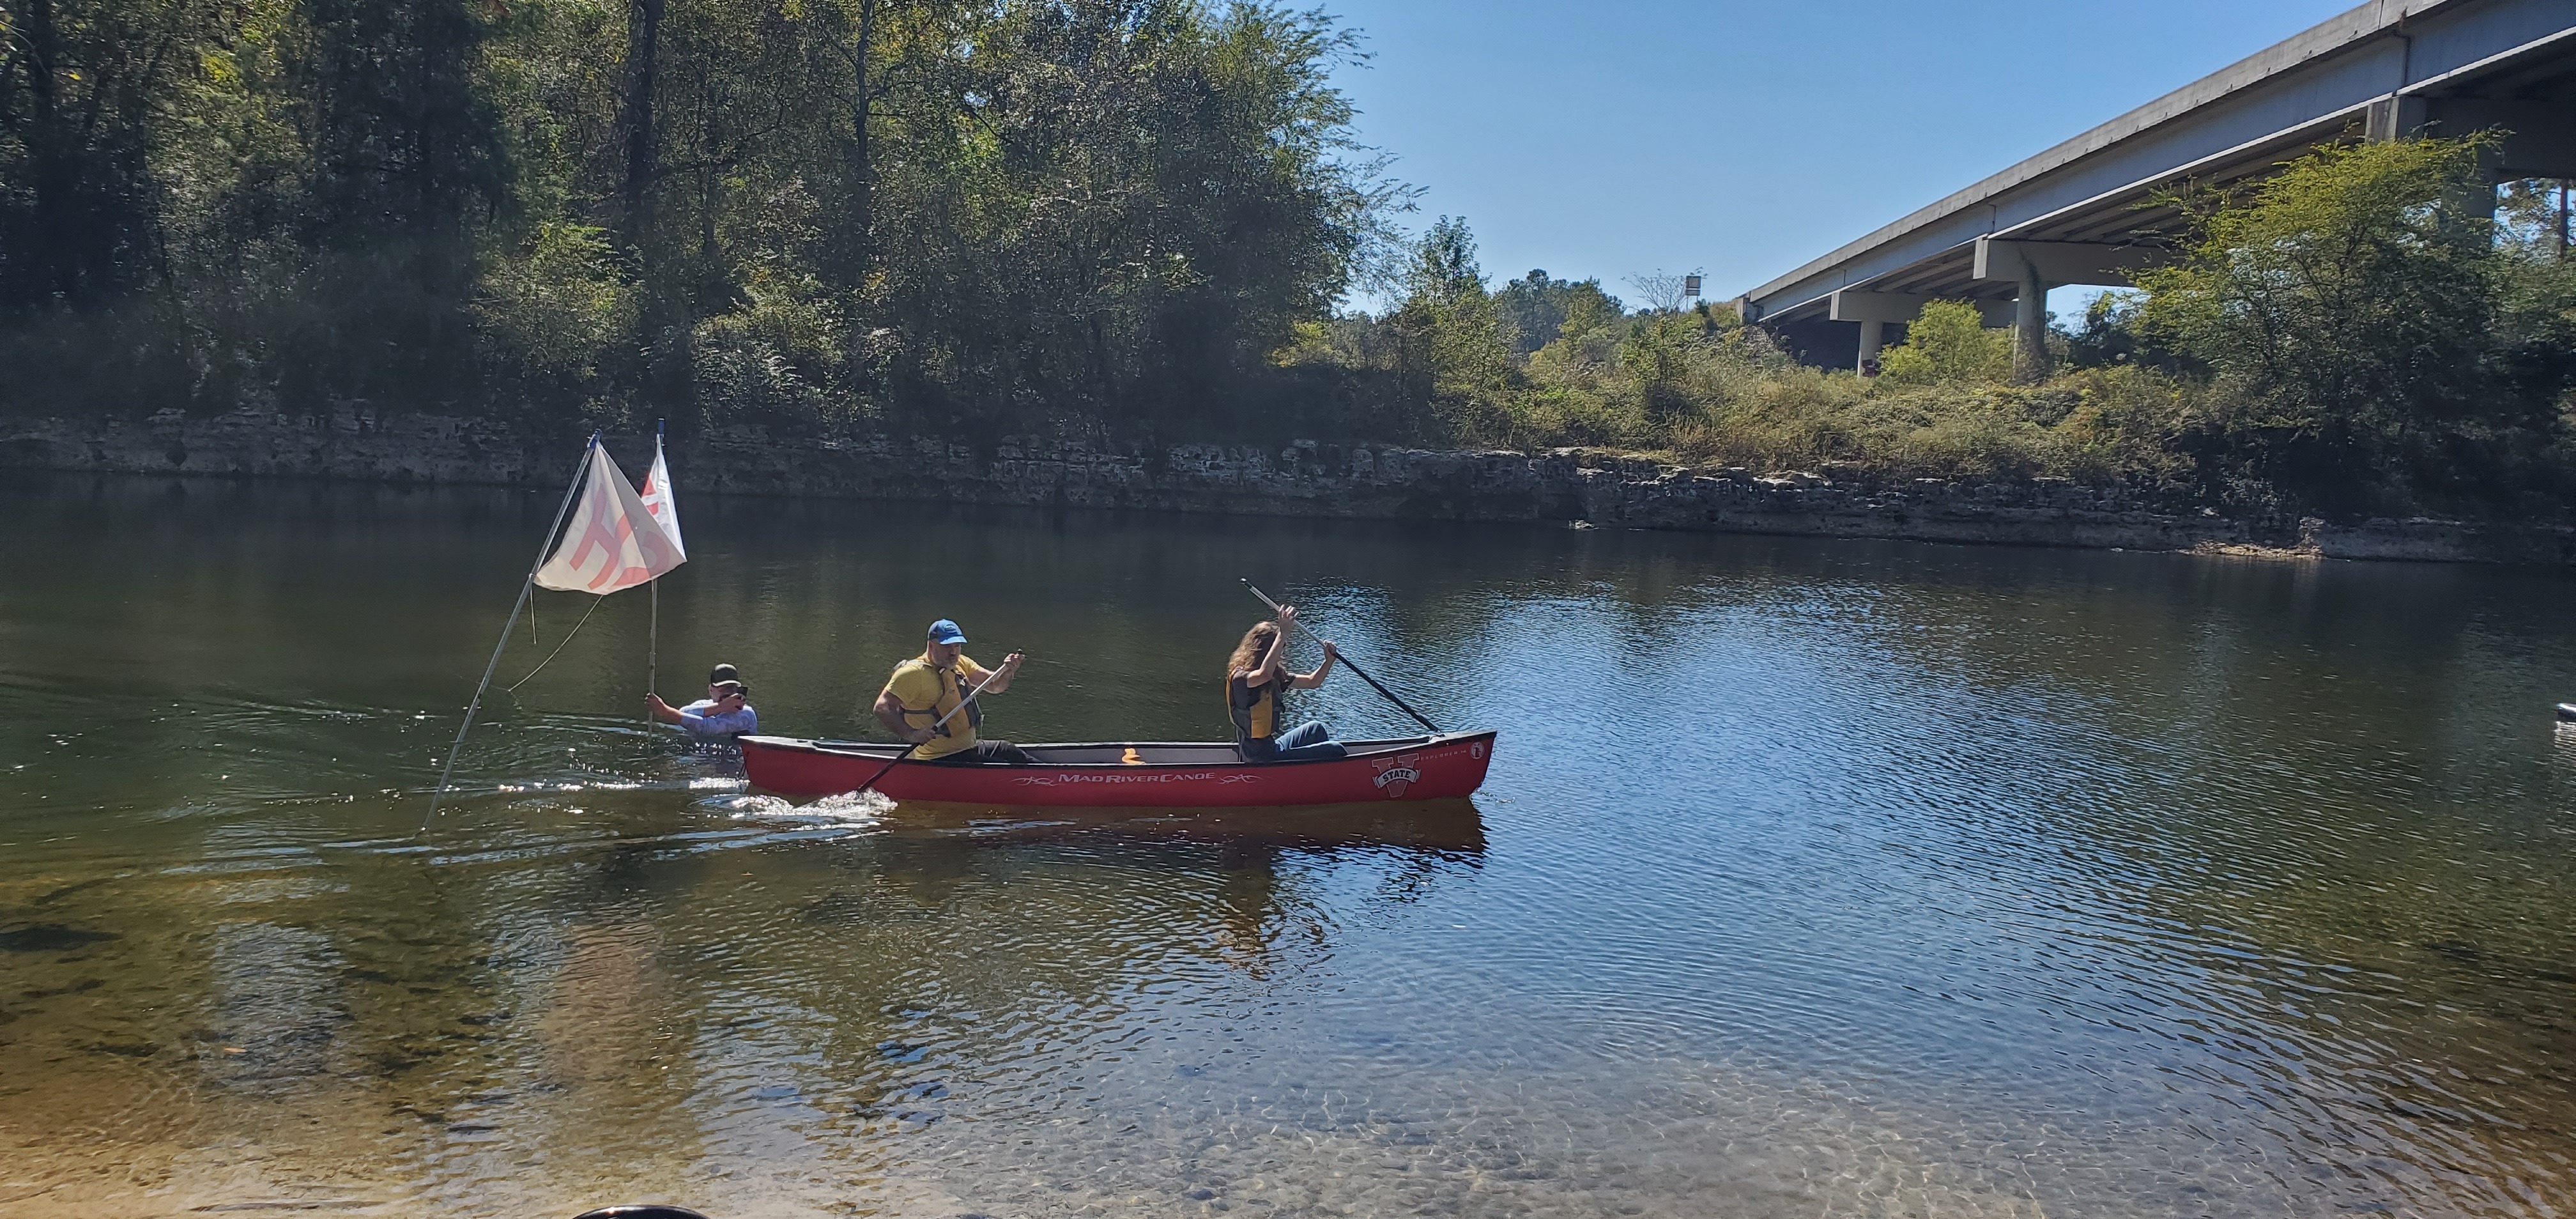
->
3;474;2574;1218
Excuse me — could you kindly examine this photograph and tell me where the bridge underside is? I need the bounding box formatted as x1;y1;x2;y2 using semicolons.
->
1740;0;2576;375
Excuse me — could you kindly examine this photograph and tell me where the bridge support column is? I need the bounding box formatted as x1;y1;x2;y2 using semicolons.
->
1972;238;2158;383
2376;96;2534;224
2012;260;2050;384
1832;289;2017;374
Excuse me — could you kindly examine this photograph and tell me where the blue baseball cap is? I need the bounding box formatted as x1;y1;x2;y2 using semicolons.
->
927;618;967;645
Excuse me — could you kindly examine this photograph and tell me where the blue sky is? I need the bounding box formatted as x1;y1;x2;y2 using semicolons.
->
1319;0;2361;312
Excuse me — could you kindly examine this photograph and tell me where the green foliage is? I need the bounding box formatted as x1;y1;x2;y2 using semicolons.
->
2131;137;2576;512
1404;215;1483;305
1873;299;2009;387
857;0;1393;436
1;0;218;305
0;0;1398;440
474;222;637;400
298;0;512;240
1300;224;2205;490
1304;141;2573;518
4;8;2570;522
2062;291;2187;372
1492;269;1623;356
1409;220;1510;395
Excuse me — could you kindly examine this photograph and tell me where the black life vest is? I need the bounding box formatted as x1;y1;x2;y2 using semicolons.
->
1227;672;1285;742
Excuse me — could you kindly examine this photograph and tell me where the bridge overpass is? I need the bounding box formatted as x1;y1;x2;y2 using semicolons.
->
1734;0;2576;378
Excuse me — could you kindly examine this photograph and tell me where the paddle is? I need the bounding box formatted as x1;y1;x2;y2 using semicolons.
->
1242;579;1443;735
844;660;1012;798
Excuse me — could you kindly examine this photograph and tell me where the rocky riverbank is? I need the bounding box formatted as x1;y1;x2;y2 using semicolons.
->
5;406;2569;563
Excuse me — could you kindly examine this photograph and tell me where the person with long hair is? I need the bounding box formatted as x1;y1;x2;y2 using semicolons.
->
1227;605;1346;763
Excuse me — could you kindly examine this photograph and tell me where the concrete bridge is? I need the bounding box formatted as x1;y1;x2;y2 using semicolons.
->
1735;0;2576;378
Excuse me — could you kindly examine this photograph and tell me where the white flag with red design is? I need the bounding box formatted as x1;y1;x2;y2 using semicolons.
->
532;445;686;594
637;433;685;558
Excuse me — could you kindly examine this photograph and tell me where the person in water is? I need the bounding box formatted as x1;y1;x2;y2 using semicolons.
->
646;663;759;737
1227;605;1346;762
875;618;1032;765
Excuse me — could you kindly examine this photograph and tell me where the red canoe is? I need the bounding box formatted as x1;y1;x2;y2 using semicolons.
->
739;732;1497;806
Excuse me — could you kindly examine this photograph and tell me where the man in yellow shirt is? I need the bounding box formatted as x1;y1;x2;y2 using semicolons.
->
873;618;1031;764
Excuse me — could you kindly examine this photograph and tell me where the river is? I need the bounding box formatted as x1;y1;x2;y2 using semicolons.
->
3;473;2573;1218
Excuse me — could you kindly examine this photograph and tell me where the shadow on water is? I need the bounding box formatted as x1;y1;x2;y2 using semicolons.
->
0;923;120;952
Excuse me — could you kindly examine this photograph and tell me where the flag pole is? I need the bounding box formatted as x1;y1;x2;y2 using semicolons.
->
647;421;663;715
420;433;600;834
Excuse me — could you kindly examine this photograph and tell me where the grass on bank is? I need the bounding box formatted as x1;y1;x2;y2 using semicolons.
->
1282;294;2199;487
1290;139;2576;520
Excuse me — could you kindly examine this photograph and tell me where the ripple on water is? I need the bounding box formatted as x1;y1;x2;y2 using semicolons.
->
723;789;887;827
4;491;2576;1218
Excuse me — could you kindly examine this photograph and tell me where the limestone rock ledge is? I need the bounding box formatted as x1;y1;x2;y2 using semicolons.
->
5;407;2569;564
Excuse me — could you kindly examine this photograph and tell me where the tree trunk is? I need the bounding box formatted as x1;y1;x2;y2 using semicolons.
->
700;162;717;260
849;0;878;270
25;0;57;134
25;0;69;299
618;0;665;254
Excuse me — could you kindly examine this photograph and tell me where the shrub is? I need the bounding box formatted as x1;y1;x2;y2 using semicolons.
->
473;223;636;405
2131;136;2574;514
1874;300;2011;387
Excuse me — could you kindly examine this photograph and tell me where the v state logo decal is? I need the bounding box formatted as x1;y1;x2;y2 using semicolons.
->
1372;753;1423;798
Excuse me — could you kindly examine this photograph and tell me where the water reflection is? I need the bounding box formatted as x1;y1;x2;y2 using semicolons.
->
3;474;2575;1217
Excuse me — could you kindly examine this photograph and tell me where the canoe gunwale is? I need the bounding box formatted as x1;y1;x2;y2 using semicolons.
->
738;731;1498;805
744;732;1483;769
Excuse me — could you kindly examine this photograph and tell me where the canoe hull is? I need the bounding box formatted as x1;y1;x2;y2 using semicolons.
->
740;732;1496;807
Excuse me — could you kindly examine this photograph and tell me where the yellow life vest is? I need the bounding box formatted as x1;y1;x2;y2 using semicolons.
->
885;655;985;760
1227;673;1283;742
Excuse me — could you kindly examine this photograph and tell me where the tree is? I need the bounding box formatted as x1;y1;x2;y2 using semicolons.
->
0;0;211;309
1623;268;1698;314
616;0;665;251
1390;215;1508;410
1406;215;1484;303
0;0;1399;441
1873;299;2009;387
298;0;509;239
2132;135;2572;511
1494;268;1622;355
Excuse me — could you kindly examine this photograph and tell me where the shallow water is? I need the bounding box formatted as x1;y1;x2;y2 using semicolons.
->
3;473;2574;1218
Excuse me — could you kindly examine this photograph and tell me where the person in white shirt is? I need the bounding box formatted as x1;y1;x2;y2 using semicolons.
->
646;663;759;738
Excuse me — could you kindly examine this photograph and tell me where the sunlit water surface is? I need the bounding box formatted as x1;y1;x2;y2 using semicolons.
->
3;475;2574;1218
